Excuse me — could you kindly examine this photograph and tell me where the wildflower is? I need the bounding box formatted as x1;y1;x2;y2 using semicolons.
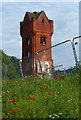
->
9;99;13;103
53;114;59;118
49;114;52;117
53;114;59;117
52;116;55;118
61;75;65;77
48;93;52;95
54;77;58;80
58;113;62;115
30;97;35;100
41;86;45;89
10;111;15;113
15;108;19;111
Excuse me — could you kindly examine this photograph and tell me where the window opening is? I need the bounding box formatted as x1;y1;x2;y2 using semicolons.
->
28;40;30;45
27;51;30;57
42;18;44;23
40;36;46;45
26;37;30;45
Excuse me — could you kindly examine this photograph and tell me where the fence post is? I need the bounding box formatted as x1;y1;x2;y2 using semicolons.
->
71;41;78;66
36;52;43;77
19;60;23;77
71;36;81;66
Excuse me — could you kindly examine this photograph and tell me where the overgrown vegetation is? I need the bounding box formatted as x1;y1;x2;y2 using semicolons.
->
1;50;80;118
2;72;79;119
2;50;21;79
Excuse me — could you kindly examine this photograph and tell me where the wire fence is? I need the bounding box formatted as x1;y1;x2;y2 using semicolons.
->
52;41;75;69
19;36;81;77
2;36;80;78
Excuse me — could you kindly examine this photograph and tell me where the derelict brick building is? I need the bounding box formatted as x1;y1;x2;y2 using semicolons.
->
20;11;54;76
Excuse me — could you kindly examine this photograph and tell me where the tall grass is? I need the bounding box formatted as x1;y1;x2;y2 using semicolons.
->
2;73;79;119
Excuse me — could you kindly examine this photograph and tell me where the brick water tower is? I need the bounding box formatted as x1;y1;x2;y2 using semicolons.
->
20;11;54;76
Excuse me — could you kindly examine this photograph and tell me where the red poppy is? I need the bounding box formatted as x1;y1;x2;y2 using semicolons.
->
54;77;58;79
41;86;45;89
61;75;65;77
60;73;62;74
10;111;15;113
9;99;13;103
15;108;19;111
48;93;52;95
30;97;35;100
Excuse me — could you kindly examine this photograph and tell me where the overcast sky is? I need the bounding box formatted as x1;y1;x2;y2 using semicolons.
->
0;2;80;69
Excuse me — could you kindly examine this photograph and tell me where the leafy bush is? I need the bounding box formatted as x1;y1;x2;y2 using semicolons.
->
2;50;21;79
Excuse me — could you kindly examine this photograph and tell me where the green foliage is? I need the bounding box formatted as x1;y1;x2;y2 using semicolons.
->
0;50;2;78
2;73;79;118
2;50;21;79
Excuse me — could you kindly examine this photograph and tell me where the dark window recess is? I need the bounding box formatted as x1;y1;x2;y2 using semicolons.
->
40;37;43;44
28;40;30;45
43;37;46;45
27;51;30;57
42;18;44;23
26;38;30;45
40;36;46;45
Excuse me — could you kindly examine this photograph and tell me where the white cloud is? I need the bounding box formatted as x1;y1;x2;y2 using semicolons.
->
2;38;22;58
2;37;22;48
1;2;79;68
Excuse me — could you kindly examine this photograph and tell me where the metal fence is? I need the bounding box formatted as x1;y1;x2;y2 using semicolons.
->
19;36;81;77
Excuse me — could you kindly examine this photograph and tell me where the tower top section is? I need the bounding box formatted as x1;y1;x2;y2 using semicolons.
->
20;10;54;37
23;10;53;21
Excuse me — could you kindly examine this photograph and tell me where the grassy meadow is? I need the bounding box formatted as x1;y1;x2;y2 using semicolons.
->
2;73;79;119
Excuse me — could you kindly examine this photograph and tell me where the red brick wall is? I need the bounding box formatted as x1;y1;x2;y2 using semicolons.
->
20;11;54;76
